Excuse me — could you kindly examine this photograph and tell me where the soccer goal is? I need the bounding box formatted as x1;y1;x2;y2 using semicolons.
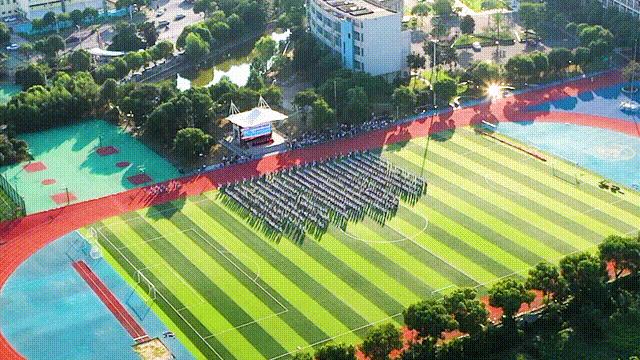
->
87;227;103;260
136;269;157;303
552;165;580;185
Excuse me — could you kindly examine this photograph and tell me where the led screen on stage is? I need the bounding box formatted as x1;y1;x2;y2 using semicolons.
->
241;124;272;140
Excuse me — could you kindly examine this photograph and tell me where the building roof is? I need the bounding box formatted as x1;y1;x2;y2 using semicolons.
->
87;48;125;57
316;0;396;19
226;107;288;128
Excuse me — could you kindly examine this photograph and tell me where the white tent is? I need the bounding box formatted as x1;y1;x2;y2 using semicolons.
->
226;107;288;128
87;48;125;57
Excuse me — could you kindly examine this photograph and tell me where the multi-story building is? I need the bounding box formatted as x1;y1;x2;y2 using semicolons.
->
599;0;640;18
1;0;102;20
307;0;411;80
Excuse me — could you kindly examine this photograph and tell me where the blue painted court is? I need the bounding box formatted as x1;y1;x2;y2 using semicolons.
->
0;232;193;360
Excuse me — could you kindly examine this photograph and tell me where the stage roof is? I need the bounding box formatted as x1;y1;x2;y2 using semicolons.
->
226;107;288;128
87;48;125;57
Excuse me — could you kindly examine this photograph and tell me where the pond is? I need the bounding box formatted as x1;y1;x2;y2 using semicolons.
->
177;29;291;90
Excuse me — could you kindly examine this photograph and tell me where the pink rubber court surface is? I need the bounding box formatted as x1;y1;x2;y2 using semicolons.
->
96;146;119;156
22;162;47;173
128;174;153;185
50;192;78;205
41;179;56;186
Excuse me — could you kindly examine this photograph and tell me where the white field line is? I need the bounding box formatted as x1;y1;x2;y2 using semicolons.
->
95;226;225;360
269;313;403;360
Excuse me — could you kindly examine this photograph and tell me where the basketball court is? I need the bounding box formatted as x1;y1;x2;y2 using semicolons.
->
0;120;180;214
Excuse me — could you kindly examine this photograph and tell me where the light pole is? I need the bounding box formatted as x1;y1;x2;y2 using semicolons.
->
431;39;438;109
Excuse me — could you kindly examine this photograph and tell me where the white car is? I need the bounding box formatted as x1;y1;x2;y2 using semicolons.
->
3;16;17;23
472;42;482;51
155;8;165;17
5;43;19;51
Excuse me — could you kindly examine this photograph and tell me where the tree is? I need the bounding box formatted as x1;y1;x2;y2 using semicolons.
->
194;0;217;16
565;22;578;35
246;68;265;90
314;343;356;360
525;262;567;302
42;11;57;28
488;278;535;323
111;57;129;78
138;22;158;47
109;23;145;51
15;64;47;89
505;54;536;81
519;2;544;32
547;48;574;72
35;35;65;59
530;51;549;76
69;50;92;72
173;128;211;162
361;323;402;360
290;352;312;360
184;33;210;64
392;86;417;115
293;89;321;110
559;252;608;306
599;234;640;279
442;288;489;337
70;9;84;26
124;52;145;71
254;35;278;63
574;47;592;67
98;78;118;106
311;98;336;130
344;87;369;124
469;60;502;84
82;7;99;22
578;25;614;49
460;15;475;34
432;0;453;17
149;40;174;60
433;77;458;105
0;23;10;45
404;299;458;342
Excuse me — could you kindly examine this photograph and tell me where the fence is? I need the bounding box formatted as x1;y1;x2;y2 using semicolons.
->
0;173;26;218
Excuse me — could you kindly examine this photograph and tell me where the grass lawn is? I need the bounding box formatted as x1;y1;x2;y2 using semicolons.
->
87;128;640;360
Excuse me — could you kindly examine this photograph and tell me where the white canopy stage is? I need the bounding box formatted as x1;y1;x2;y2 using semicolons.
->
87;48;125;58
226;97;288;147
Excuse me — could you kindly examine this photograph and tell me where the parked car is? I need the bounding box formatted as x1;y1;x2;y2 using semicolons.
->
65;36;80;44
3;16;17;23
155;8;165;17
5;43;19;51
157;20;170;28
174;14;185;20
472;42;482;51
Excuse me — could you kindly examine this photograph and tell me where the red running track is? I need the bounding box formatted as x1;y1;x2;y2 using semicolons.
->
72;260;150;344
0;70;633;359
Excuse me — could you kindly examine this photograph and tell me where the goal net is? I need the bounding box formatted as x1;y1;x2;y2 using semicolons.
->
130;269;158;320
552;165;580;185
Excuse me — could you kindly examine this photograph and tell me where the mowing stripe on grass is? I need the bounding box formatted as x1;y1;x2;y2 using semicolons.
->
327;218;436;297
412;199;535;270
405;139;608;243
106;217;269;359
95;223;234;360
303;230;420;308
441;135;632;235
194;197;374;332
391;144;596;250
123;212;288;359
458;129;640;222
425;185;562;261
147;203;331;345
339;218;460;291
178;199;364;349
385;151;582;254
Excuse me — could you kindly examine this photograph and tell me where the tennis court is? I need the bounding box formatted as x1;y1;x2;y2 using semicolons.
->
0;120;180;214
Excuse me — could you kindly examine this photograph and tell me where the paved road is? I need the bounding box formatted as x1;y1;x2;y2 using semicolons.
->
148;0;202;43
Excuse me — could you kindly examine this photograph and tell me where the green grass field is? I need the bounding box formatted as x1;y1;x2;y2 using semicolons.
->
85;128;640;360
